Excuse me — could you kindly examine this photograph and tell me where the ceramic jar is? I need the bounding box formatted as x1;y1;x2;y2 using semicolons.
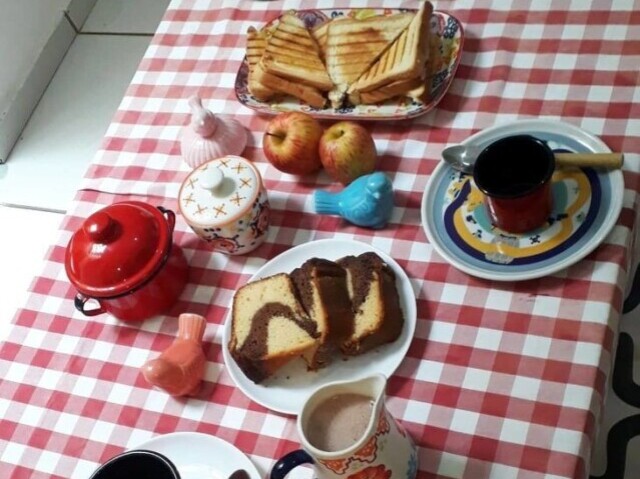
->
65;201;189;322
178;155;270;255
181;95;247;169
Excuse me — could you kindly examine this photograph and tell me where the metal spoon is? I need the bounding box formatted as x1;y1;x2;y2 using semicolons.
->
442;144;624;174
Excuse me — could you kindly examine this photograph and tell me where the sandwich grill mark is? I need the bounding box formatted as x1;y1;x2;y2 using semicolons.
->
268;36;314;55
265;51;325;70
272;25;317;48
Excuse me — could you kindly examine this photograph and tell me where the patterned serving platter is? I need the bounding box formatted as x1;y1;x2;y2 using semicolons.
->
421;120;624;282
235;8;463;121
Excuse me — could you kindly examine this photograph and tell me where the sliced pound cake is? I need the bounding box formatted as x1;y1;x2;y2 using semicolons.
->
229;273;319;383
337;252;404;355
291;258;354;370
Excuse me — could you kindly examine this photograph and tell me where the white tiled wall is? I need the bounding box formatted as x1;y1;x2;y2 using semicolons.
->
0;0;170;338
0;0;77;162
0;35;151;212
83;0;170;33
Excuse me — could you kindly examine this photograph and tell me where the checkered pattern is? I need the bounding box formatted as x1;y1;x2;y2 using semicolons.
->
1;0;640;477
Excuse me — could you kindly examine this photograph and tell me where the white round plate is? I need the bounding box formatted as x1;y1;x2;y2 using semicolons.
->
222;239;417;415
422;119;624;281
132;432;261;479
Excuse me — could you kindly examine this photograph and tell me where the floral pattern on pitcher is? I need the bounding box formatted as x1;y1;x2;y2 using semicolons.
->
353;436;378;462
405;450;418;479
346;465;392;479
319;458;351;475
319;409;393;474
375;411;390;435
199;190;269;255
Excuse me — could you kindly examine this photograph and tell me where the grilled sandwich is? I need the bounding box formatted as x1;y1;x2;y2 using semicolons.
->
253;64;327;109
246;26;277;101
324;12;414;106
260;14;333;92
348;2;432;97
244;2;434;109
352;75;425;105
310;20;331;61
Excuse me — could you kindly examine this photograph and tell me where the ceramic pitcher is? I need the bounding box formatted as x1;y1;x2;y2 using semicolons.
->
271;374;418;479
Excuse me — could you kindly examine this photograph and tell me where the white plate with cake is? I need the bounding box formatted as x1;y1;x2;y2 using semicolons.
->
222;239;417;415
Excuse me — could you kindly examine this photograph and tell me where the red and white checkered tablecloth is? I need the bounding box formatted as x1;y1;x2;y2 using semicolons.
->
2;0;640;478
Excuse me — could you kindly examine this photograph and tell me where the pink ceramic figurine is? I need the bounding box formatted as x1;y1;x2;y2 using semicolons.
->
181;95;247;169
142;313;207;396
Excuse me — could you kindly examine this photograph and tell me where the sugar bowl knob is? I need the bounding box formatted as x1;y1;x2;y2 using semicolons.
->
199;166;224;192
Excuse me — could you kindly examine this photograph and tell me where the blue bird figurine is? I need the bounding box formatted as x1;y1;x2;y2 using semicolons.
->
314;172;394;229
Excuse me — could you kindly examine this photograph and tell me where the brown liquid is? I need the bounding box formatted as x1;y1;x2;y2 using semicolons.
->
306;393;373;452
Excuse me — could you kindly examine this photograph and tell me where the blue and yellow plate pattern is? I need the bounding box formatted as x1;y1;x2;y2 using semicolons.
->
422;120;624;281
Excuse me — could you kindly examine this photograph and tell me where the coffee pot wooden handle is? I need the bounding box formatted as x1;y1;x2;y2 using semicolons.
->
554;152;624;170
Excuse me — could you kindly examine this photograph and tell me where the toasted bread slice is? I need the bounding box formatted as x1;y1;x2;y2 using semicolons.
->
348;2;432;94
350;60;429;105
260;14;333;91
246;26;267;70
253;63;327;109
325;13;414;90
406;82;428;103
350;76;424;105
311;20;331;61
246;27;277;101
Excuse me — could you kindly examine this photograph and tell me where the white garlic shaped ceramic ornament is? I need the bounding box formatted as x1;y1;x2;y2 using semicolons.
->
181;95;248;169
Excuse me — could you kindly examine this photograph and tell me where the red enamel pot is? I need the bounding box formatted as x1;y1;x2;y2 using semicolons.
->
65;201;189;321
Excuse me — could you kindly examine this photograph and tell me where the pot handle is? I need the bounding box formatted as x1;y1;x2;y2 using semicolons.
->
74;294;106;316
270;450;314;479
158;206;176;233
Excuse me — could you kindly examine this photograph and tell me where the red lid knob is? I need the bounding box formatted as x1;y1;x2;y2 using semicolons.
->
84;211;115;242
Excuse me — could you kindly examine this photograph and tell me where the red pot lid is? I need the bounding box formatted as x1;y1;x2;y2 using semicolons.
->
65;201;172;298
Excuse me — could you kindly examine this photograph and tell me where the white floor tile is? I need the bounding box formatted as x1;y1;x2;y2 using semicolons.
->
0;206;63;342
0;34;151;212
83;0;170;34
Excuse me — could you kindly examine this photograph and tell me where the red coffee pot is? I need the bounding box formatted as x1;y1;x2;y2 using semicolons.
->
65;201;189;321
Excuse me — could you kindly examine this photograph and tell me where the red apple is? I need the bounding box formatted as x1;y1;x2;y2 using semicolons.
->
262;112;324;175
319;121;377;185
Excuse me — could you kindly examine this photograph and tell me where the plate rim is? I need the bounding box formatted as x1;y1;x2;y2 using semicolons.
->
131;431;261;479
421;119;624;281
221;238;417;415
234;8;464;121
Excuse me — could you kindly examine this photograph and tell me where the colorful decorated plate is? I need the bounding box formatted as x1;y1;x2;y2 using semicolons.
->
235;8;463;121
421;120;624;281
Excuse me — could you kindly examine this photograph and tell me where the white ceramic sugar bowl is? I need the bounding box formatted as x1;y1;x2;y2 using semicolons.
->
178;155;270;255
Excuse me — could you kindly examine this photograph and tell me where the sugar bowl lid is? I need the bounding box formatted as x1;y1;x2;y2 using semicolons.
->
65;201;173;297
178;155;262;227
